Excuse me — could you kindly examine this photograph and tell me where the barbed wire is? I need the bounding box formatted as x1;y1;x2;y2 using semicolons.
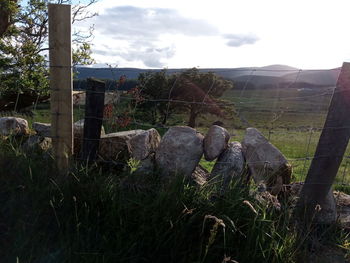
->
48;64;341;73
3;64;349;187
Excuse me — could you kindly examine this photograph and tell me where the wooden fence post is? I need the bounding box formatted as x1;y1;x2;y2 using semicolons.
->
49;4;73;174
297;62;350;224
82;78;106;162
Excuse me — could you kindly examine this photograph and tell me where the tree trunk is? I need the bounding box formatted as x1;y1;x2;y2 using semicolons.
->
151;105;157;125
162;111;168;125
0;0;17;37
0;7;10;37
188;107;198;128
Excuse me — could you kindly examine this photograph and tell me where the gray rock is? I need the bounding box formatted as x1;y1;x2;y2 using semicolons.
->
98;130;145;161
121;154;157;192
203;125;230;161
0;117;29;136
253;190;281;211
209;142;245;194
74;119;105;137
155;126;204;178
73;119;105;156
33;119;105;138
127;128;161;161
242;128;292;195
33;122;51;137
191;165;210;186
131;154;156;176
23;135;52;152
334;191;350;228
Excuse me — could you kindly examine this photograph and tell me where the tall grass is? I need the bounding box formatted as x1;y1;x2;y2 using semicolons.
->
0;137;348;262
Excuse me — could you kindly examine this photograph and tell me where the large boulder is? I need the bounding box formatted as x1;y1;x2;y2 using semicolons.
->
98;130;145;161
209;142;245;195
23;135;52;153
130;153;156;176
127;128;161;161
73;119;105;138
155;126;204;178
73;119;105;156
0;117;29;136
33;119;105;137
203;125;230;161
253;190;281;211
334;191;350;228
33;122;51;137
242;128;292;195
191;165;210;186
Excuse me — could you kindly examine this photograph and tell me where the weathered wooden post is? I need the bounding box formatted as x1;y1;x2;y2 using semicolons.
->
49;4;73;174
297;62;350;224
81;78;106;162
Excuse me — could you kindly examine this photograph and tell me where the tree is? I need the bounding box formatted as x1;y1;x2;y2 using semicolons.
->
0;1;18;37
137;68;234;127
0;0;97;111
172;68;233;127
137;70;177;125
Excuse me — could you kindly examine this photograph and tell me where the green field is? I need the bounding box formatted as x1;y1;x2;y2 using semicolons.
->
199;87;349;188
13;86;350;190
2;87;350;262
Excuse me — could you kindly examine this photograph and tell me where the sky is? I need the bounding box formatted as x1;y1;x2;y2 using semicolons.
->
75;0;350;69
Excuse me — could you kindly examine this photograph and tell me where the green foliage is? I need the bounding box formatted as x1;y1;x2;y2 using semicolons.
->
127;157;141;174
173;68;234;127
0;0;19;37
1;138;348;262
137;69;177;124
73;42;95;66
0;141;292;262
0;0;97;111
137;68;234;127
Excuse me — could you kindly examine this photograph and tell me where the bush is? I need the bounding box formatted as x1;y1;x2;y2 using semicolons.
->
0;138;346;263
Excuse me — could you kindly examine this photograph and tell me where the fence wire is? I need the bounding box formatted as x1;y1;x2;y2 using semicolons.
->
4;65;350;188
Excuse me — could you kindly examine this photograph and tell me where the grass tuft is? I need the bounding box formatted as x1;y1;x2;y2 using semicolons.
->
0;138;348;263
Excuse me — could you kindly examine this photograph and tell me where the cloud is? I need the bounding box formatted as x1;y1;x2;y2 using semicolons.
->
93;44;176;68
96;6;219;40
223;34;259;47
90;5;259;67
119;45;176;68
91;5;219;67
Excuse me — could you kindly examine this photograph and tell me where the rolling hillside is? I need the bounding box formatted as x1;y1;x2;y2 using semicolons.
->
75;65;341;89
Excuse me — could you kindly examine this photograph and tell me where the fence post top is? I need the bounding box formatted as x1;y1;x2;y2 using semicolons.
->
87;78;105;84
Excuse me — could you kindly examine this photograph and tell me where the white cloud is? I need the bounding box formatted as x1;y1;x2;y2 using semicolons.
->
223;34;259;47
75;0;350;69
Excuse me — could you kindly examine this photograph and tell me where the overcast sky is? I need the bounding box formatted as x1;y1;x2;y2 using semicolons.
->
75;0;350;69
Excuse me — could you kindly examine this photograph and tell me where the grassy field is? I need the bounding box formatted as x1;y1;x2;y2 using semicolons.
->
2;86;350;262
201;87;350;189
0;138;349;263
11;85;350;190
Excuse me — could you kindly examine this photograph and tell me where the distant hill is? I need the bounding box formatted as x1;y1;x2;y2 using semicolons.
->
75;65;341;90
282;68;340;86
260;64;298;71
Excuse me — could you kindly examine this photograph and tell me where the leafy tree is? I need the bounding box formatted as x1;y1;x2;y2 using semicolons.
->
0;0;97;111
137;68;234;127
137;70;177;125
172;68;233;127
0;1;18;38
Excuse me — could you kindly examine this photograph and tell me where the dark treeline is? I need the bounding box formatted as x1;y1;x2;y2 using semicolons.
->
73;79;138;91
